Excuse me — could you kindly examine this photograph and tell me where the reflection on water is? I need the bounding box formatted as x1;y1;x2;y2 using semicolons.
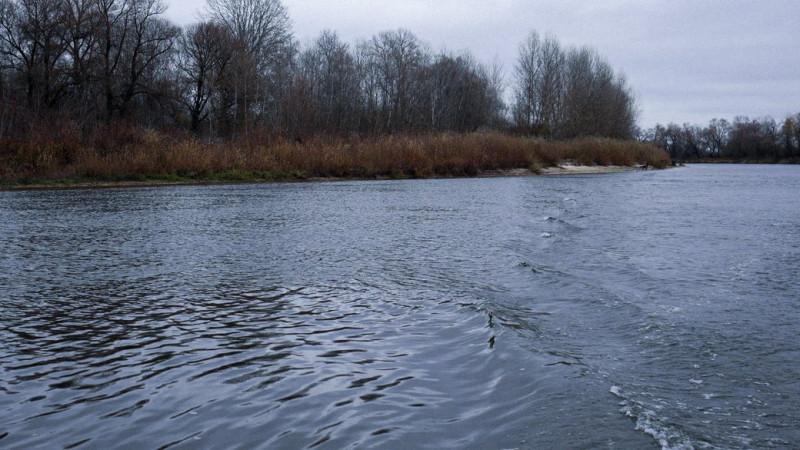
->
2;166;799;449
0;180;580;449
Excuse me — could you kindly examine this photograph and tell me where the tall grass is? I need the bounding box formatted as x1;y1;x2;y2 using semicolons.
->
1;131;670;184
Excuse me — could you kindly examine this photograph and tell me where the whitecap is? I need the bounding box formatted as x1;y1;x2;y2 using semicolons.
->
614;385;694;450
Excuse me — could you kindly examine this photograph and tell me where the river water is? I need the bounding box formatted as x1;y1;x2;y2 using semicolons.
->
1;165;798;449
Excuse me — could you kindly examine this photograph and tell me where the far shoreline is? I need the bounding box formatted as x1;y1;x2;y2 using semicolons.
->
0;163;657;192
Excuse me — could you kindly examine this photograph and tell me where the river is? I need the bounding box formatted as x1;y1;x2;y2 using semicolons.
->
1;165;798;449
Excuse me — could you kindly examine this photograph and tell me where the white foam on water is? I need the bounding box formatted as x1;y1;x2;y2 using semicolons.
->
610;386;695;450
633;413;695;450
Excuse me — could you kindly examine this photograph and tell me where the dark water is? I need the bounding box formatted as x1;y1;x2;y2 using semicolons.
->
1;165;798;449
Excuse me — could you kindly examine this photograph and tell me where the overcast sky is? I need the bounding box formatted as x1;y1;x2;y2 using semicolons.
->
166;0;799;128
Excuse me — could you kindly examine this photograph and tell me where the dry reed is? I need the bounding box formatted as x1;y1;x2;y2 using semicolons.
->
1;131;670;184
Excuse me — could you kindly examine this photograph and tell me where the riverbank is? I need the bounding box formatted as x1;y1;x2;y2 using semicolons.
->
0;164;655;191
1;133;669;190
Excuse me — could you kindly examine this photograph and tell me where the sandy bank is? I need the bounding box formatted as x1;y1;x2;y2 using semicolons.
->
482;162;648;177
541;163;646;175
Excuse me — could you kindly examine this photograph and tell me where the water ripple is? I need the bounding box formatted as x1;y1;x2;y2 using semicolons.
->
3;169;798;448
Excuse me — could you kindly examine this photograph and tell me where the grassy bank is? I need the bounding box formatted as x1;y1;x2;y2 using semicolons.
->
1;132;670;187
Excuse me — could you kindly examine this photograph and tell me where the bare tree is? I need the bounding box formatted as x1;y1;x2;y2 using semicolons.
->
561;47;636;139
536;36;564;133
662;123;686;160
0;46;12;138
297;30;360;135
512;31;541;132
782;115;800;157
794;113;800;157
424;51;496;132
513;31;564;136
365;29;427;133
205;0;295;135
514;31;637;140
63;0;98;99
178;21;233;132
649;114;800;161
487;55;507;128
94;0;130;120
353;39;381;134
206;0;291;66
702;118;730;157
0;0;17;138
728;116;765;158
682;123;704;158
0;0;70;107
117;0;178;119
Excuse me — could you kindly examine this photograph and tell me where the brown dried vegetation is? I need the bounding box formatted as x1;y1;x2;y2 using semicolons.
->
1;131;669;184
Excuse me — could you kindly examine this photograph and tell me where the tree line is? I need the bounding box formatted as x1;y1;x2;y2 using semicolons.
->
0;0;638;147
643;114;800;162
512;31;637;140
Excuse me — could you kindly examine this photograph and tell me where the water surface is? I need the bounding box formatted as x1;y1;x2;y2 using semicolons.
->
1;165;798;448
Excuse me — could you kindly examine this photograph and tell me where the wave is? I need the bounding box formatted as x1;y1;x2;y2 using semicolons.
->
610;385;694;450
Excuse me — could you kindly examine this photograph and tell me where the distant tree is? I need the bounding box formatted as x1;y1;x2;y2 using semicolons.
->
281;54;315;138
423;52;497;132
116;0;179;120
62;0;98;97
94;0;130;121
513;33;636;140
702;118;730;158
486;56;507;128
3;4;678;152
727;117;759;158
782;114;800;158
794;113;800;157
760;117;780;158
655;123;686;160
780;117;795;157
205;0;295;135
178;21;234;133
513;31;542;133
364;29;427;133
353;39;381;134
294;30;361;135
561;48;637;139
0;0;70;107
0;54;12;139
560;47;599;138
512;31;563;136
647;114;800;161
